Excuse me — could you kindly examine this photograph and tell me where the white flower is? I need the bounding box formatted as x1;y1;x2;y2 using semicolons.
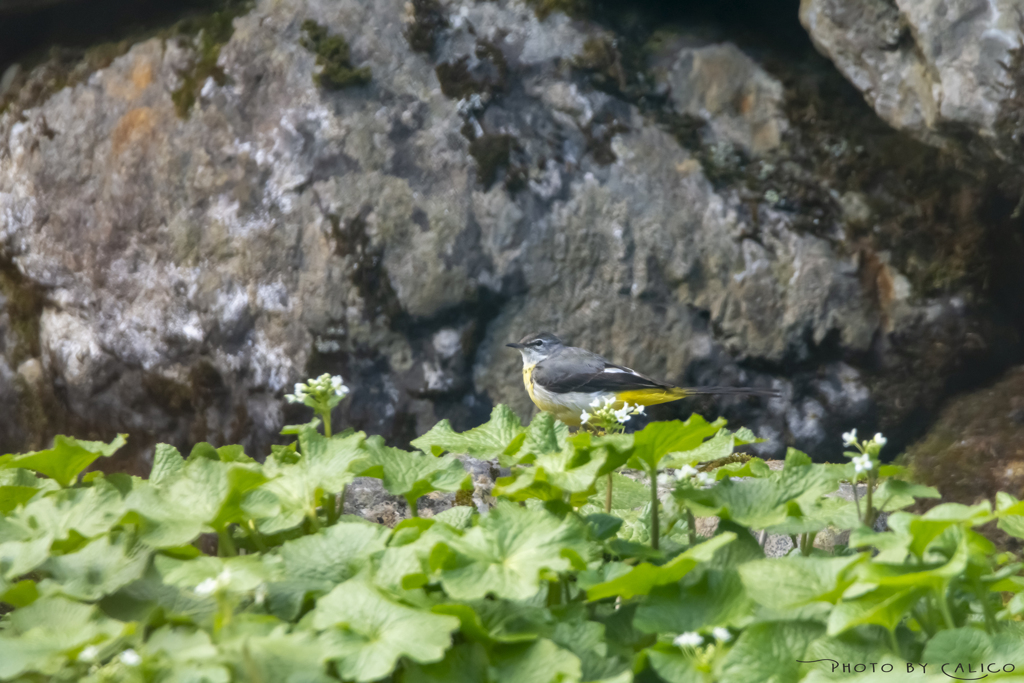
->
634;404;645;414
580;410;591;424
676;464;698;479
673;632;703;648
254;583;268;606
119;649;142;666
195;568;232;596
657;472;674;487
872;432;887;447
695;471;713;487
331;375;349;396
590;398;602;408
842;429;858;446
712;627;732;642
294;383;307;396
613;406;633;424
79;645;100;662
853;453;873;474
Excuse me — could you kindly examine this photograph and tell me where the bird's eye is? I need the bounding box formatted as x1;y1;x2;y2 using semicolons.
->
529;340;543;347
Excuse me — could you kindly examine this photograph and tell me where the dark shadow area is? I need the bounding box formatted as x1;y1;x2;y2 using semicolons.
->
0;0;225;73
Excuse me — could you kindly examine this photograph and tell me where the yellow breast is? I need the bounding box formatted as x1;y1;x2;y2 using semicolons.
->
522;362;585;424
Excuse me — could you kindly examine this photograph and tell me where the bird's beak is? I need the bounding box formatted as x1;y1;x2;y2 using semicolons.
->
506;342;523;349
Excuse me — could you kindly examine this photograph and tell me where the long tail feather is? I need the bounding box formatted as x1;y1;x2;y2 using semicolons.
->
680;386;780;399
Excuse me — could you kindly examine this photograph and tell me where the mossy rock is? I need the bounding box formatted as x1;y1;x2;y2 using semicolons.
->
901;366;1024;551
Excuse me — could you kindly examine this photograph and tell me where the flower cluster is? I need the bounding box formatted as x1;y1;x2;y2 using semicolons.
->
672;627;731;650
841;429;887;479
194;568;233;596
286;373;349;406
676;463;714;487
580;396;645;434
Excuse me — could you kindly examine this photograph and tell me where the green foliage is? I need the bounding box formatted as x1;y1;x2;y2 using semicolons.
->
0;401;1022;682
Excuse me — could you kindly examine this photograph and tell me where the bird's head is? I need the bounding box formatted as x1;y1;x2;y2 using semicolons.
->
506;332;565;365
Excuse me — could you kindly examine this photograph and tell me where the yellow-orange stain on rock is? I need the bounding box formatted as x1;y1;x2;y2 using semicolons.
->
111;107;156;158
104;55;154;101
131;60;153;94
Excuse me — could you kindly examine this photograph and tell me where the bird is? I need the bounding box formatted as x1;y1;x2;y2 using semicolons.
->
506;332;778;426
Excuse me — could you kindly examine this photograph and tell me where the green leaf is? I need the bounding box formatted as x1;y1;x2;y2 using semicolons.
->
127;455;267;542
826;586;925;636
412;405;527;460
436;501;593;600
646;646;703;683
673;462;844;531
362;437;471;508
591;473;650;511
628;416;725;473
277;521;389;584
13;479;127;544
718;621;825;683
42;533;152;601
490;638;582;683
312;577;460;682
0;434;127;487
661;429;735;469
521;412;570;457
921;627;994;664
253;428;367;534
0;596;128;678
403;642;490;683
495;442;607;504
431;599;552;645
220;629;333;683
585;533;735;601
0;534;52;581
738;554;867;610
634;524;763;634
433;506;476;528
149;444;186;485
0;469;56;513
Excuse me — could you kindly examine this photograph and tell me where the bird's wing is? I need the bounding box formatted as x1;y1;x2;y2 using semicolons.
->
533;346;668;394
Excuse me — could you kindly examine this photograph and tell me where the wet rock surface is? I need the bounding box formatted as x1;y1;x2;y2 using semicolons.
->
0;0;1021;473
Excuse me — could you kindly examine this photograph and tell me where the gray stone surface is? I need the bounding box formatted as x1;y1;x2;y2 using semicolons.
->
0;0;1015;468
800;0;1023;157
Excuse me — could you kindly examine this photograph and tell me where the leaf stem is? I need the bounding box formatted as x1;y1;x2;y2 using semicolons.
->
649;465;660;551
217;526;237;557
322;408;332;438
245;520;268;553
686;509;696;546
605;473;613;514
407;495;419;518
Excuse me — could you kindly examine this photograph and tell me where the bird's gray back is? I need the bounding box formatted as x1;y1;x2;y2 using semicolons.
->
533;346;608;387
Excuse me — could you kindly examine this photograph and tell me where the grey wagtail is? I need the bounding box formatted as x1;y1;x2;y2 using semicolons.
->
507;332;778;426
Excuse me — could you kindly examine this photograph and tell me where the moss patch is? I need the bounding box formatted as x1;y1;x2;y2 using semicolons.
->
525;0;590;21
404;0;448;55
170;1;252;118
901;367;1024;552
300;20;371;91
468;134;513;189
435;39;508;100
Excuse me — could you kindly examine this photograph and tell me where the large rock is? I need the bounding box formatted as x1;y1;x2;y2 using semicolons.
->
799;0;1024;158
0;0;1017;467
